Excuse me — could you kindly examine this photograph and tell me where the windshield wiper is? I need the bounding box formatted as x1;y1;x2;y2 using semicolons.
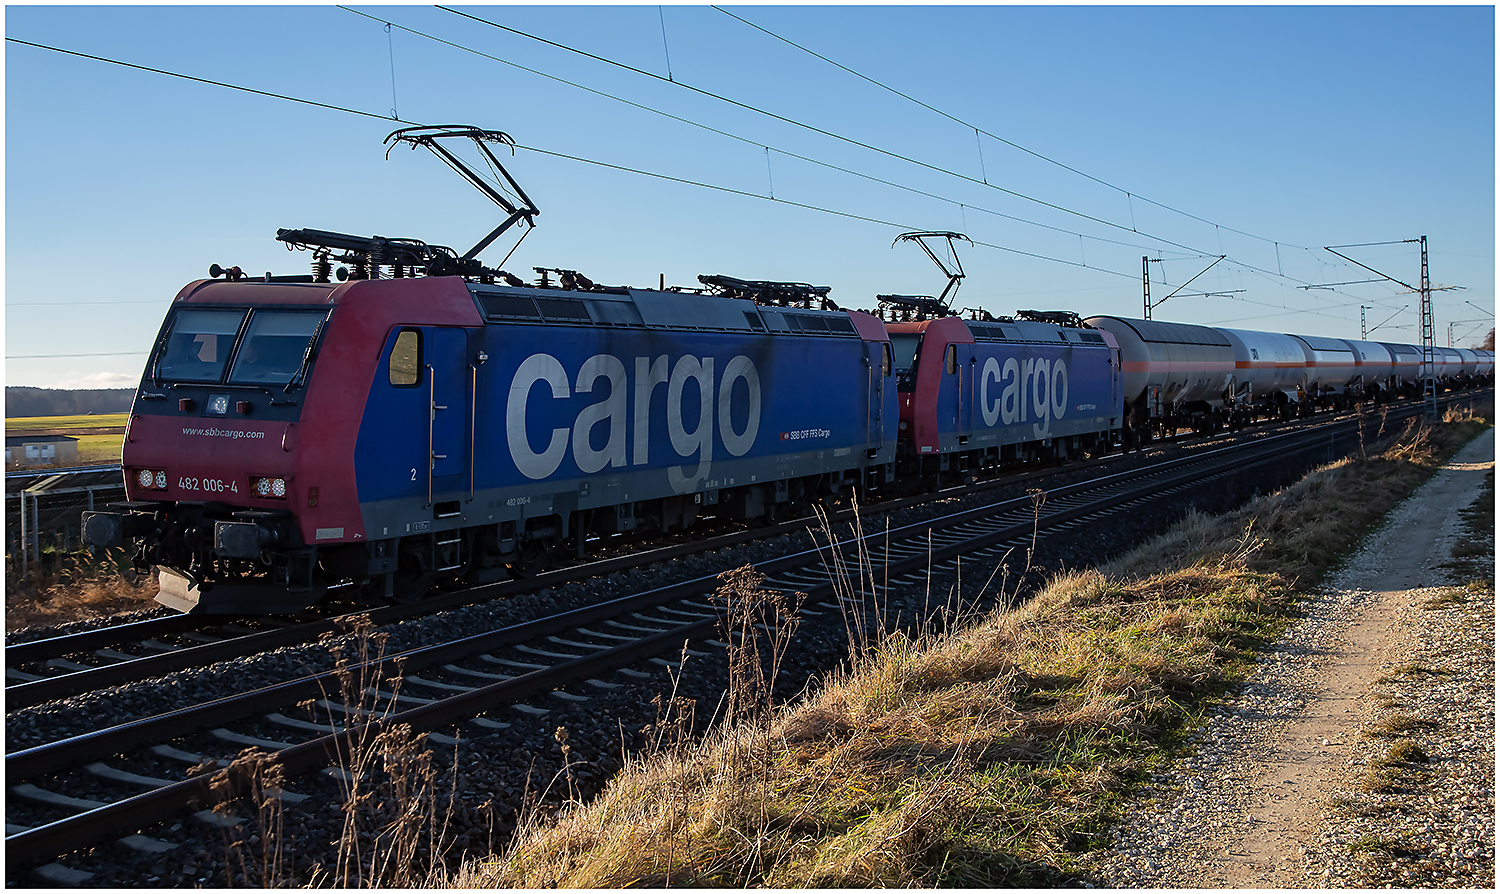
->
284;318;327;393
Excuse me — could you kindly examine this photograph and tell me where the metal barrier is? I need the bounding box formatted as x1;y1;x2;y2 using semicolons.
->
5;468;126;576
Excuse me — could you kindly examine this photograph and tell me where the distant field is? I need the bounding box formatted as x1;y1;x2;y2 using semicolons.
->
6;413;129;435
7;414;127;466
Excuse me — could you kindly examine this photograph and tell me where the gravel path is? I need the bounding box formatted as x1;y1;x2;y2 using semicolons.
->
1079;427;1495;889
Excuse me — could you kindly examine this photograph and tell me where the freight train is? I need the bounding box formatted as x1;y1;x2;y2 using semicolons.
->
80;127;1491;614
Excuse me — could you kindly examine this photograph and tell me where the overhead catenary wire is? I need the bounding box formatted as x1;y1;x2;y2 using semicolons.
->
423;5;1398;307
710;4;1309;252
338;6;1200;261
4;37;420;126
363;5;1400;314
6;30;1393;326
433;6;1226;257
513;142;1135;278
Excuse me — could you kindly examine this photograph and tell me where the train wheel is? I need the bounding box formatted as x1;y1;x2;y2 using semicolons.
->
391;541;434;604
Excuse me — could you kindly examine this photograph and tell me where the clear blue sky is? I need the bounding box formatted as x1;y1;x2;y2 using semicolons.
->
5;3;1495;390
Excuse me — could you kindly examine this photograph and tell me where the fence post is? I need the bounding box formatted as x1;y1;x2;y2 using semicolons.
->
19;487;28;578
29;493;41;575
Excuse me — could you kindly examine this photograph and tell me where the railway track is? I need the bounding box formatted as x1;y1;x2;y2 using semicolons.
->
3;411;1188;705
5;390;1487;882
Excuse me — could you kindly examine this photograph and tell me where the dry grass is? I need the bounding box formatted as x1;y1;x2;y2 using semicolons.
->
445;413;1491;888
5;547;159;630
1444;466;1494;582
1375;661;1453;684
470;561;1281;888
1362;712;1433;739
1379;739;1429;765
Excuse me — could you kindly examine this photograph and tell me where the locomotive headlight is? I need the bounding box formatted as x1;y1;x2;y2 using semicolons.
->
136;469;168;490
206;393;230;416
138;468;154;488
155;470;167;489
254;476;287;499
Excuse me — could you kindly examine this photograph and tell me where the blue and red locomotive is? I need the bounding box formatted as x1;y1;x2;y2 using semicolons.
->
85;266;907;612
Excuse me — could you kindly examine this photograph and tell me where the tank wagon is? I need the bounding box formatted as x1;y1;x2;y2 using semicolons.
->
1088;315;1493;441
1218;327;1311;420
1381;342;1424;389
1338;339;1396;403
1082;316;1235;442
1288;334;1358;411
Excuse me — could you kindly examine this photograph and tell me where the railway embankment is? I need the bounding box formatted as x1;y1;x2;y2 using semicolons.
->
459;408;1494;888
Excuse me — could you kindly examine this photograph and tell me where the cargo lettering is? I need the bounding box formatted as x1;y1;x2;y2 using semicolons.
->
508;352;761;491
984;356;1070;436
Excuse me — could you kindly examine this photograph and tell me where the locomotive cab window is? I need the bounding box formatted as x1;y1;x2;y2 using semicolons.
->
888;334;921;374
228;310;328;386
881;342;892;376
889;333;922;392
156;309;246;383
945;344;958;375
389;329;422;386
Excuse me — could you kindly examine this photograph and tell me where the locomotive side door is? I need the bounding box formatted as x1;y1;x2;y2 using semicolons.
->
958;345;975;436
428;327;471;497
949;343;973;436
867;341;890;448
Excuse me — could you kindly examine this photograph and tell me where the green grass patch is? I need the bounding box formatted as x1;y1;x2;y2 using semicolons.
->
75;433;126;464
1350;832;1393;854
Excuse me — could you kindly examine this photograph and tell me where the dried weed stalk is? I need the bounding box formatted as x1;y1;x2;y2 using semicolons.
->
297;614;459;888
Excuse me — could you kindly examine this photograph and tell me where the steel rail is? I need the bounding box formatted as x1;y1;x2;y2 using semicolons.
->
5;617;716;859
5;615;206;666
